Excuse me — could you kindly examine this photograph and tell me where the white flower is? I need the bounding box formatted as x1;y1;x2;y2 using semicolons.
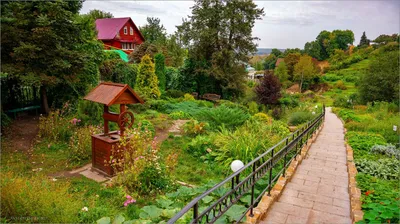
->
81;207;89;212
312;111;316;115
315;105;318;108
52;178;57;181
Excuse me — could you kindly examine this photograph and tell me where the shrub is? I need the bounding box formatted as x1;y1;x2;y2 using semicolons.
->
322;73;341;82
77;99;103;125
136;54;161;99
355;158;399;180
183;120;208;136
186;135;216;159
370;144;400;160
255;73;281;105
272;107;283;120
1;112;11;128
165;89;185;98
279;95;299;108
335;80;346;90
338;109;361;122
253;113;272;123
154;53;166;91
183;93;195;101
38;110;74;142
69;126;101;165
346;131;386;152
197;105;250;130
169;111;191;120
247;101;259;115
110;128;170;194
197;100;214;108
333;95;352;108
288;111;314;126
136;120;155;137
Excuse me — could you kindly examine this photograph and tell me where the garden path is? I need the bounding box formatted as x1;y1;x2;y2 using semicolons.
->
1;115;39;154
155;119;189;144
261;107;352;224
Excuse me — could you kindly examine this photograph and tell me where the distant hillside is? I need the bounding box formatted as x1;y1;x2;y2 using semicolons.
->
255;48;285;55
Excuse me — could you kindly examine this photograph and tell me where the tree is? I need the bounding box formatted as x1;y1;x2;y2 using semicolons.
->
304;41;322;60
176;0;264;97
154;53;166;91
282;48;302;57
274;61;288;83
129;42;158;63
358;31;370;48
263;54;277;70
255;72;281;105
136;55;160;99
271;48;282;57
99;59;138;88
140;17;167;44
85;9;113;20
283;53;300;80
293;55;317;93
373;34;399;46
163;34;187;67
359;51;399;103
1;1;103;113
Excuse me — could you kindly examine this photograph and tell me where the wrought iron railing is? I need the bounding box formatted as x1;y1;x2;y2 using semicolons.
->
168;106;325;224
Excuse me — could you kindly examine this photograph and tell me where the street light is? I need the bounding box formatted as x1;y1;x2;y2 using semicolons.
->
231;160;244;172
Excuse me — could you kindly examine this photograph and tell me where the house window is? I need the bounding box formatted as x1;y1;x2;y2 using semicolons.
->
123;26;128;35
130;27;134;35
122;43;133;50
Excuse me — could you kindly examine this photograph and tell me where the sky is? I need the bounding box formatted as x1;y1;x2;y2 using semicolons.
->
81;1;400;49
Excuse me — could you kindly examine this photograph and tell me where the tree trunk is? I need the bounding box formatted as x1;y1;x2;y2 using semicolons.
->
40;86;50;114
300;72;304;93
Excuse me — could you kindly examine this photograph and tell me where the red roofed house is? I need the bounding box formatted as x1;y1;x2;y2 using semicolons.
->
275;58;284;67
95;17;145;53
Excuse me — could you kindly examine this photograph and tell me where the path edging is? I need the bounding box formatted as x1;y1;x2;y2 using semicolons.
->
343;126;364;223
245;124;324;224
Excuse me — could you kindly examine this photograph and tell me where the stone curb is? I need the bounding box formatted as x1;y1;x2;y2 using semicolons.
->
342;126;364;223
245;123;324;224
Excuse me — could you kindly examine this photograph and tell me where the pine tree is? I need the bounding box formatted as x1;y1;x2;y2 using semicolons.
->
358;31;370;48
136;55;161;99
154;53;166;91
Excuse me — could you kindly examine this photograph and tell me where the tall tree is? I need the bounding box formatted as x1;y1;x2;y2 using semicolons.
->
358;31;370;48
140;17;167;44
136;54;160;99
177;0;264;97
283;53;300;80
263;54;277;70
1;1;103;113
129;42;158;63
274;61;288;83
163;34;187;67
304;41;322;60
293;55;317;93
373;34;399;46
85;9;113;20
154;53;166;91
271;48;282;57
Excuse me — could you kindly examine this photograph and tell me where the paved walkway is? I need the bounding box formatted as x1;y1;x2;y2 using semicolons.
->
261;108;351;224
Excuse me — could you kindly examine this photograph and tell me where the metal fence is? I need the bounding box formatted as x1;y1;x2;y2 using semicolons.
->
168;106;325;224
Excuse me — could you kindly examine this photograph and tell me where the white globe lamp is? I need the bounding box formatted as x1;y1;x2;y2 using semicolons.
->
231;160;244;172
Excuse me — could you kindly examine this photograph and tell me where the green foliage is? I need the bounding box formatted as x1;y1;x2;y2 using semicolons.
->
370;144;400;160
293;55;318;92
186;135;216;159
183;120;209;136
84;9;113;20
355;158;399;180
154;53;166;91
183;93;195;101
338;109;361;122
283;53;300;79
1;112;12;128
99;59;138;88
263;54;277;70
358;31;370;48
129;42;159;64
247;101;259;115
335;80;346;90
38;110;74;142
165;89;185;98
253;113;272;123
165;67;180;90
136;54;161;99
346;131;386;152
288;111;314;126
279;95;300;108
169;111;191;120
69;126;100;165
274;61;288;83
140;17;167;44
197;105;250;130
176;0;264;97
359;51;400;103
322;73;341;82
77;99;103;125
333;96;353;108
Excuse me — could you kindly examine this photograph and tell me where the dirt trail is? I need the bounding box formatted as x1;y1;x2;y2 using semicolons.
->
155;119;189;144
2;115;39;154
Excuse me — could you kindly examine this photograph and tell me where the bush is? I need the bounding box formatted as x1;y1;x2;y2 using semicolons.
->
186;135;216;159
247;101;259;115
333;95;352;108
272;107;283;120
111;128;170;194
69;126;101;165
1;111;11;128
370;144;400;160
346;131;386;152
183;120;208;136
338;109;361;122
136;120;155;136
154;53;166;91
169;111;191;120
355;158;399;180
255;73;281;105
322;73;341;82
197;105;250;130
165;89;185;98
183;93;195;101
253;113;272;123
335;80;347;90
288;111;314;126
38;110;74;142
136;54;161;99
279;95;300;108
77;99;103;125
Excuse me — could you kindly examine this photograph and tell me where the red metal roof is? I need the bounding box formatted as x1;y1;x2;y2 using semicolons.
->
96;17;130;40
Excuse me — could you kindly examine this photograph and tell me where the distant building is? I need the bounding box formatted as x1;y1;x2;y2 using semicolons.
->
95;17;145;53
246;66;256;79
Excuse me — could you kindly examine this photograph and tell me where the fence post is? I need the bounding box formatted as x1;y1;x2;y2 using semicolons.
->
193;203;198;222
283;139;288;177
250;163;256;217
268;148;274;196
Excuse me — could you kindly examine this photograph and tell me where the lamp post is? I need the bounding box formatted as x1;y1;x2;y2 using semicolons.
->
231;160;244;185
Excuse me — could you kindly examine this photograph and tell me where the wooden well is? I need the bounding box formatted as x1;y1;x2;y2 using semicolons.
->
84;82;143;176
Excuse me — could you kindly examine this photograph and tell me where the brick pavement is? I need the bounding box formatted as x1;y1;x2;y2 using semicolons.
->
260;108;351;224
